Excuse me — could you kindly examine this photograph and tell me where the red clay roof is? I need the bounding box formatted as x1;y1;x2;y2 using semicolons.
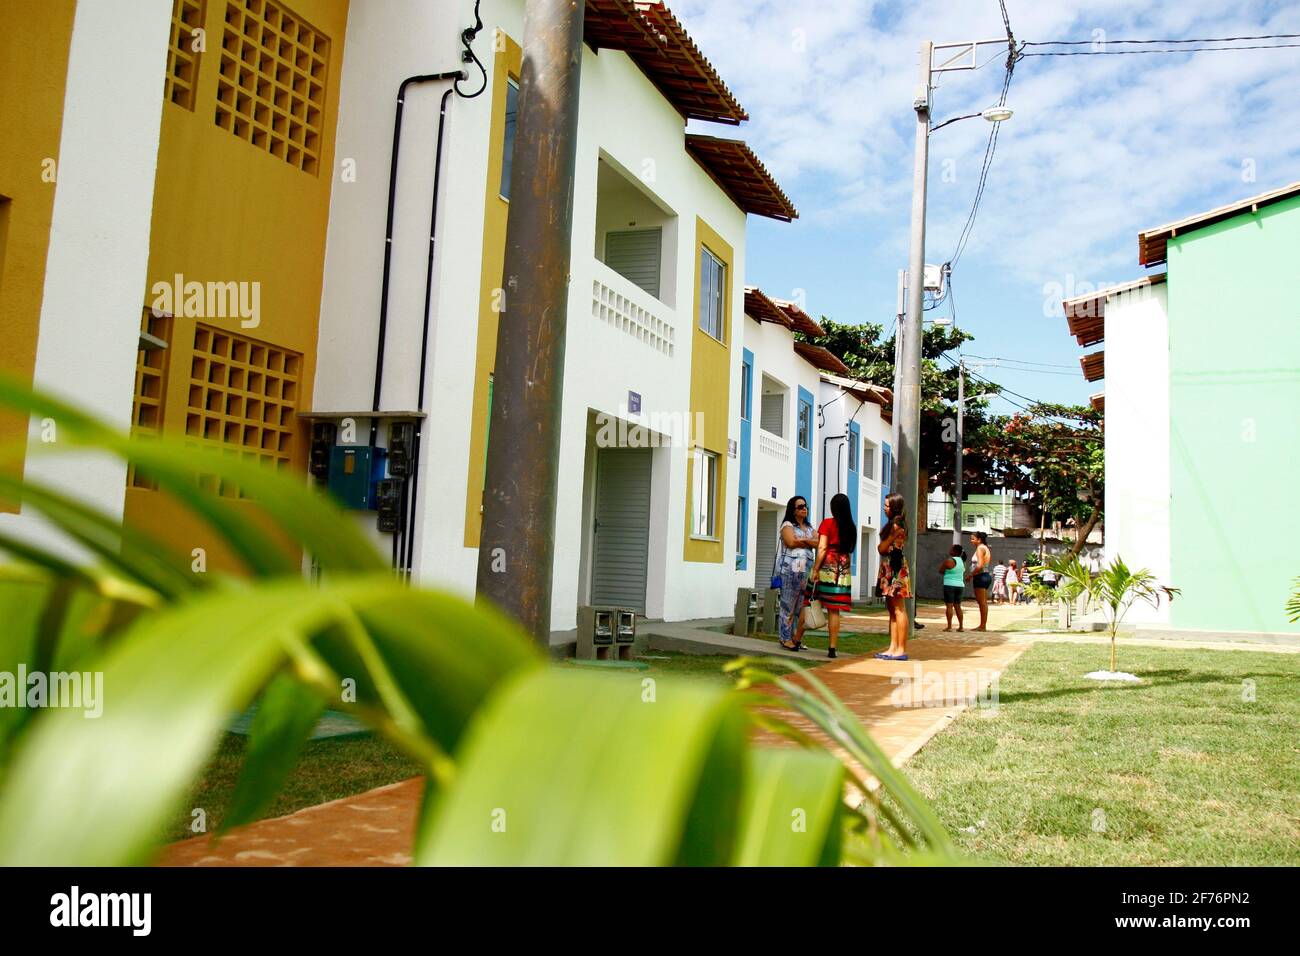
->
821;371;891;408
685;135;797;221
1080;351;1105;383
584;1;747;125
1062;272;1166;347
1090;392;1104;413
770;298;824;337
794;343;850;376
1138;180;1300;265
744;286;792;327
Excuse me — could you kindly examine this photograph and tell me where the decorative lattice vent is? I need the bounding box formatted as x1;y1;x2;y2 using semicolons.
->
129;310;174;490
215;0;328;175
166;0;205;110
185;323;301;496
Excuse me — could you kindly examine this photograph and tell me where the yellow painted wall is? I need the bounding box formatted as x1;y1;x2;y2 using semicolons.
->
683;217;732;563
463;31;521;547
0;0;78;511
123;0;348;571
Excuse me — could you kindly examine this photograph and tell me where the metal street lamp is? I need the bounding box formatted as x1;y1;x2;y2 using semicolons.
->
898;37;1015;634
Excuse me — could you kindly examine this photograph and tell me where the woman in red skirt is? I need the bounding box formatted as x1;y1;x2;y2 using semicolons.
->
798;492;856;659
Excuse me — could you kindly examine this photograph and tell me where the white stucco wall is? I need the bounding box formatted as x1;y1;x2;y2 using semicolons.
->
2;0;171;551
315;0;753;629
1103;281;1170;624
738;314;825;595
818;378;888;598
313;0;486;584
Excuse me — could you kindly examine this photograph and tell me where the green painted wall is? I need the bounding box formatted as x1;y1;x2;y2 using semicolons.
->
1167;193;1300;633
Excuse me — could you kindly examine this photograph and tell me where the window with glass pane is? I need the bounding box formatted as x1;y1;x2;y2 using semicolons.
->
797;400;811;450
848;433;858;471
740;361;752;420
691;448;718;538
499;78;519;199
698;247;725;340
736;496;745;553
862;443;875;480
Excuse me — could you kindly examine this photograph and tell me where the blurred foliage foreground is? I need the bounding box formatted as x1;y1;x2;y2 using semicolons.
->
0;378;955;866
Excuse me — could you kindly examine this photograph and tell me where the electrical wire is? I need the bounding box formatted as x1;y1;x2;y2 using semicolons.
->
455;0;488;98
963;353;1077;368
956;359;1098;421
1022;43;1300;56
975;362;1085;377
1023;32;1300;46
948;3;1020;271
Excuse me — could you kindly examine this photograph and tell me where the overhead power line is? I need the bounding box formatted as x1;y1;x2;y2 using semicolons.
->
1022;43;1300;56
1023;32;1300;46
963;353;1077;368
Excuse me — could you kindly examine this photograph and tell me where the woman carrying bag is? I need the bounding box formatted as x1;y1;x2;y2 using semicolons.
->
775;496;818;651
797;493;856;659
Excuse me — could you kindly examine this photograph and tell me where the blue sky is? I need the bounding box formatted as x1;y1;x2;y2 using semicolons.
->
674;0;1300;413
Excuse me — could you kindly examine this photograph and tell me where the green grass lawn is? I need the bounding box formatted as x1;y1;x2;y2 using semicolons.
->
167;731;421;843
904;641;1300;865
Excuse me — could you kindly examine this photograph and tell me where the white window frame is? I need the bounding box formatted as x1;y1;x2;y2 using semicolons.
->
690;447;719;540
698;246;725;341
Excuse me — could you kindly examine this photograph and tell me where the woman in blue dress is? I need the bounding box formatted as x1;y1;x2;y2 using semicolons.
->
776;496;818;651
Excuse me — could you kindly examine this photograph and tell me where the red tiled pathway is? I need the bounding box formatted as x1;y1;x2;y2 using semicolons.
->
159;632;1027;866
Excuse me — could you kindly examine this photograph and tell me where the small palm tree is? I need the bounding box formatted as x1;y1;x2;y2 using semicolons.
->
1287;577;1300;623
1085;557;1178;673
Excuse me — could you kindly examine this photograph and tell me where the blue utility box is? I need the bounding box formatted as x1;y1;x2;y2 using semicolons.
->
327;445;387;510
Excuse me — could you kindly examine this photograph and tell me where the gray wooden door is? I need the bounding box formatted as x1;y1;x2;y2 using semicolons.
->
591;447;652;613
604;228;661;299
754;508;779;587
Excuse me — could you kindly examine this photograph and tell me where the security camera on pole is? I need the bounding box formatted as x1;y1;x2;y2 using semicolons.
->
897;37;1013;642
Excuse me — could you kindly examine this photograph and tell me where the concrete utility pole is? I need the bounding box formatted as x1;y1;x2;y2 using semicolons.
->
897;37;1012;642
896;41;932;640
890;268;904;489
476;0;584;644
953;357;964;545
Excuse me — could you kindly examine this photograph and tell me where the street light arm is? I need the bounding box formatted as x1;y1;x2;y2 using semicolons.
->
930;111;983;133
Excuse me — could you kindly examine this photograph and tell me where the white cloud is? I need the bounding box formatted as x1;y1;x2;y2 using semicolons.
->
676;0;1300;290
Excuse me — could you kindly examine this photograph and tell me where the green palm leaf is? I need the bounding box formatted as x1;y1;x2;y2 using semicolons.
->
416;669;749;866
732;746;845;866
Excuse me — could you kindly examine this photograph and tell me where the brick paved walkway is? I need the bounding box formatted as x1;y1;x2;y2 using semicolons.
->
159;630;1028;866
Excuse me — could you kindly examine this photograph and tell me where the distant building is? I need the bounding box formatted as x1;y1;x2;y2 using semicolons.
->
1063;181;1300;636
925;490;1039;534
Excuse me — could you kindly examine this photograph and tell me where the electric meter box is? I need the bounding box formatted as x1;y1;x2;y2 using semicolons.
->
577;606;641;661
327;445;387;510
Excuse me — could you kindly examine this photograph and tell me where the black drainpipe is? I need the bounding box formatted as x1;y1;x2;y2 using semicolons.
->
369;70;465;449
401;85;457;578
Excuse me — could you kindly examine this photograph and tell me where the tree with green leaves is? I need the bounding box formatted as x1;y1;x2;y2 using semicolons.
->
803;317;1000;490
976;402;1103;557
